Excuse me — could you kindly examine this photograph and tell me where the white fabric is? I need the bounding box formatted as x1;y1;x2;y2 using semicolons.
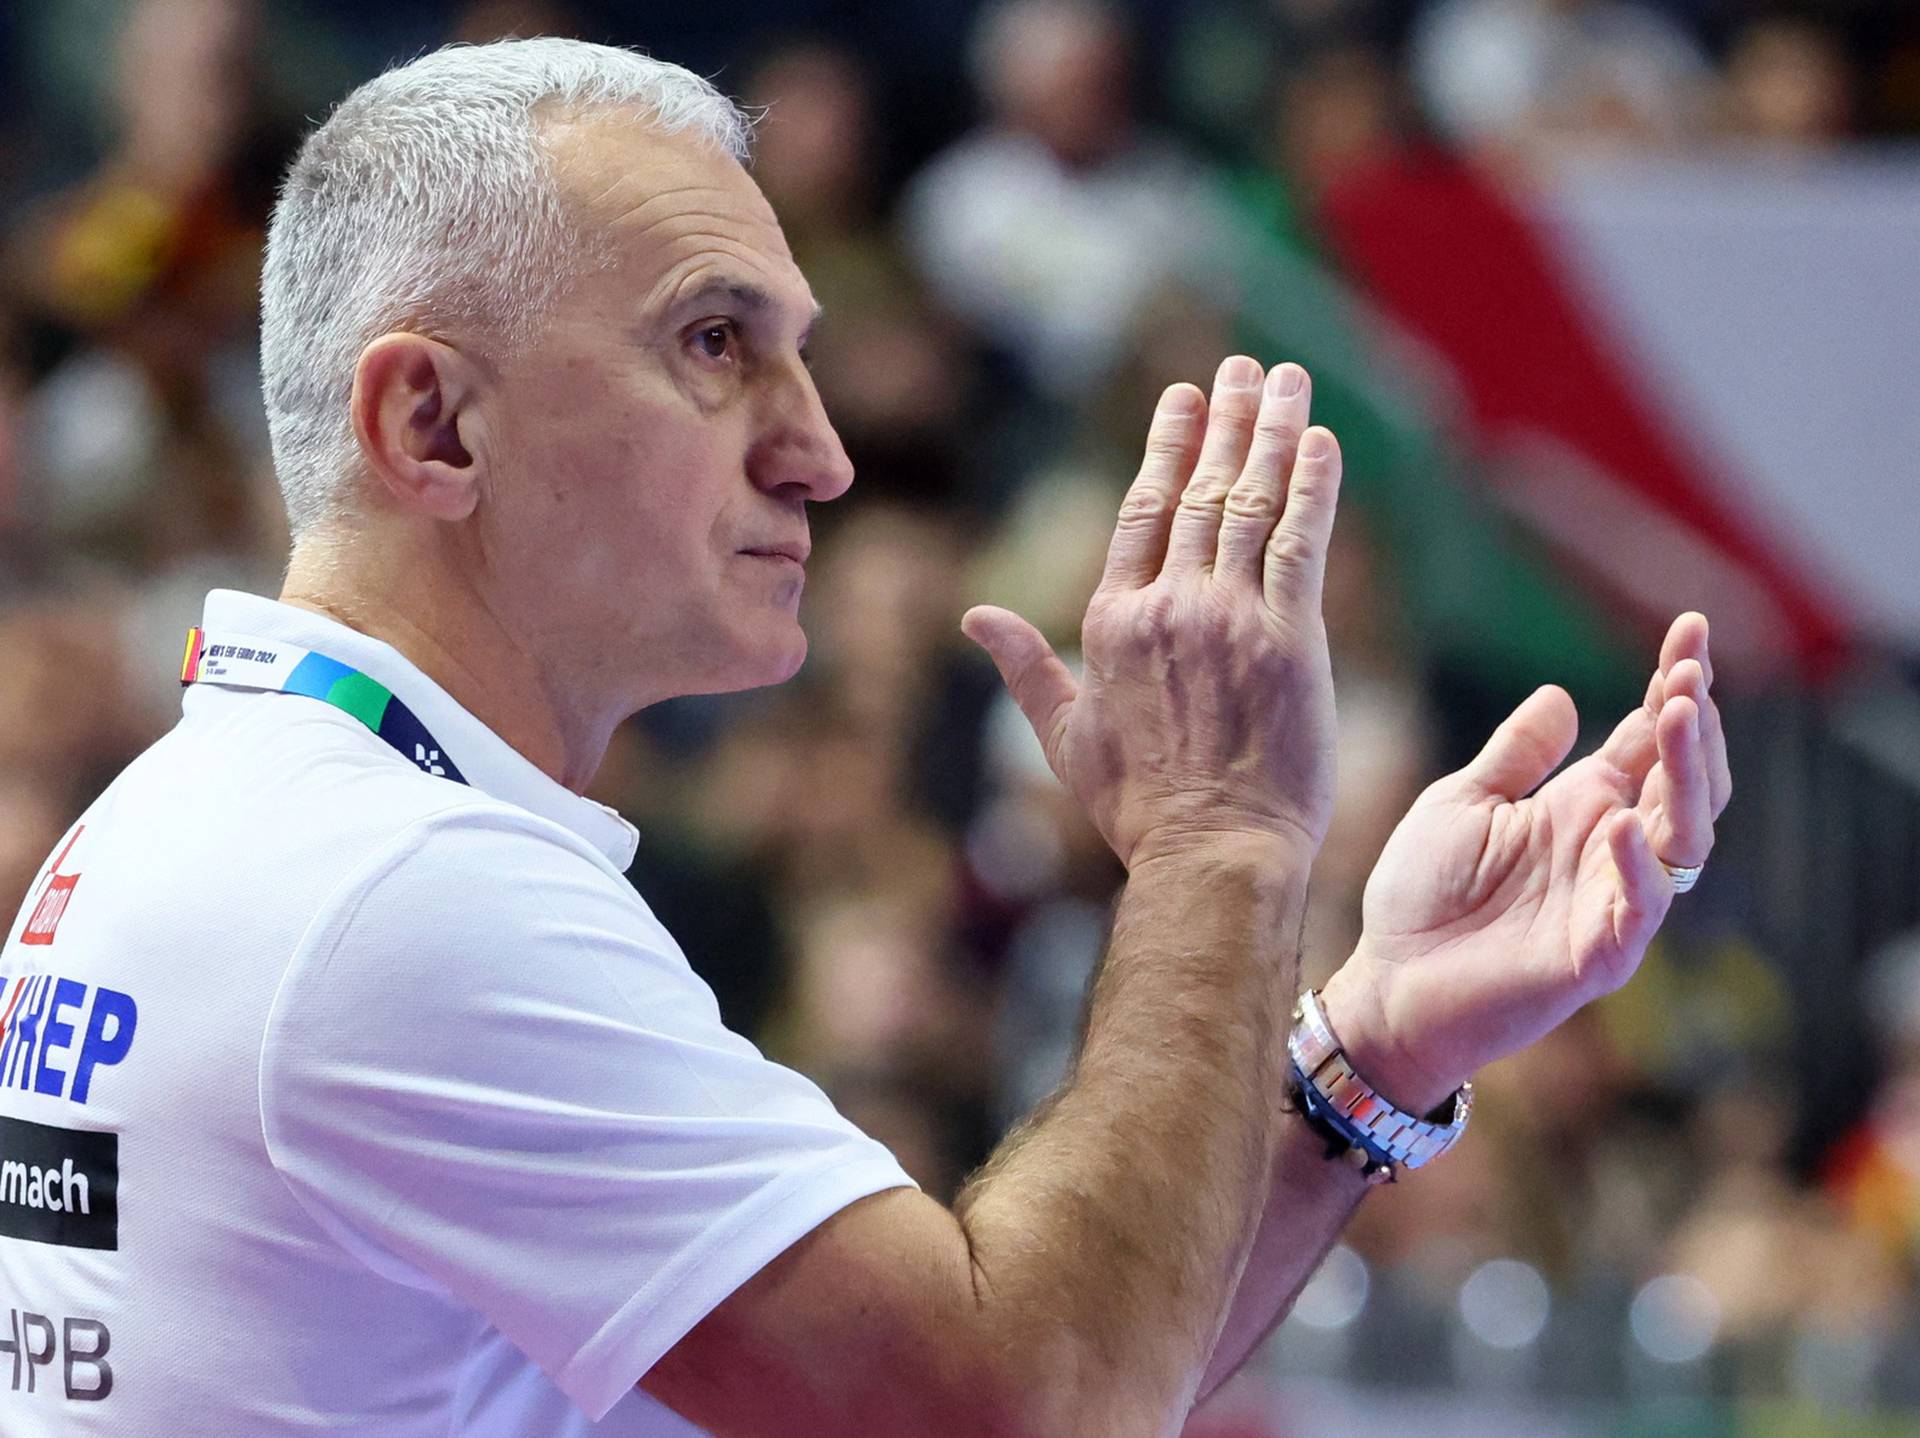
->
1527;151;1920;645
0;589;912;1434
1411;0;1709;144
902;129;1223;397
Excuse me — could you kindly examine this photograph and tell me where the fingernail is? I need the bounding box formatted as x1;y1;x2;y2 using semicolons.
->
1218;355;1261;390
1268;363;1305;397
1162;384;1203;416
1299;428;1330;458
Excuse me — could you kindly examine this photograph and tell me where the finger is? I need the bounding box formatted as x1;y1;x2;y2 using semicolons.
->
1700;684;1730;816
1646;695;1712;867
1606;809;1668;963
1262;425;1343;612
1458;684;1579;801
1662;643;1732;817
1693;620;1728;810
1100;383;1208;591
1598;690;1659;782
1215;363;1310;579
1658;657;1729;814
960;605;1078;776
1661;611;1710;681
1598;636;1680;780
1162;355;1265;576
1607;611;1713;778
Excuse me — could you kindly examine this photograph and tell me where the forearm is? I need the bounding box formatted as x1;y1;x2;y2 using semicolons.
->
1195;960;1461;1400
1195;1105;1368;1400
952;836;1308;1432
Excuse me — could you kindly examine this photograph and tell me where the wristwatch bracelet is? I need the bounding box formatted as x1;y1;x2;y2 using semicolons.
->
1286;988;1472;1184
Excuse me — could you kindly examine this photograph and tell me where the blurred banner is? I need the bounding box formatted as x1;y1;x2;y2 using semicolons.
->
1318;149;1920;675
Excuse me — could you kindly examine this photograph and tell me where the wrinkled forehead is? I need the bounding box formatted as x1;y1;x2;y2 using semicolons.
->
541;110;814;320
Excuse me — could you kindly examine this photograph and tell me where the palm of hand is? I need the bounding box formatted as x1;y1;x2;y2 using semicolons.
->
1327;639;1726;1110
1358;754;1642;1082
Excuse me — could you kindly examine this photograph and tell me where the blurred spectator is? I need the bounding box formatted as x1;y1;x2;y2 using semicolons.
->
0;771;72;926
901;0;1226;402
969;670;1121;1126
1410;0;1714;157
1161;0;1398;167
0;305;26;536
804;503;967;759
748;41;883;252
744;41;971;503
0;598;148;794
8;0;289;572
1717;15;1855;149
1272;40;1409;199
780;888;988;1096
449;0;584;46
1829;930;1920;1270
1875;14;1920;135
1302;517;1434;973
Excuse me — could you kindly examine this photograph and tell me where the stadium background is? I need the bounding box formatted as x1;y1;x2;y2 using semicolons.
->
4;0;1919;1431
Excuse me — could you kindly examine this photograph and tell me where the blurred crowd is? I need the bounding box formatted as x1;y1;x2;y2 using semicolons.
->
4;0;1919;1429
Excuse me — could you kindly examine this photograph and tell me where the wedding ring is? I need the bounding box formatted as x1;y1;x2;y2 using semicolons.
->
1661;861;1704;894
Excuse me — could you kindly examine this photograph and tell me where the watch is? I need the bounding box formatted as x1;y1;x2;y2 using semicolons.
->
1287;987;1473;1183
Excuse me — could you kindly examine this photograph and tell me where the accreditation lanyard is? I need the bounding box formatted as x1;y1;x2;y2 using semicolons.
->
180;627;469;785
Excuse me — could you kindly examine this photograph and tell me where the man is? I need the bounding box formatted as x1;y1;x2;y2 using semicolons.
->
903;0;1219;399
0;37;1727;1436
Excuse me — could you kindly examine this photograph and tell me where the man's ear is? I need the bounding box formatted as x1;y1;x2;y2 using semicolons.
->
349;333;489;522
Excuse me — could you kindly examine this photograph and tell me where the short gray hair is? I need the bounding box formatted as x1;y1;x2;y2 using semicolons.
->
260;38;752;537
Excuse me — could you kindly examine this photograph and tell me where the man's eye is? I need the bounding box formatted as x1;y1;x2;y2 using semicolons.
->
693;323;735;361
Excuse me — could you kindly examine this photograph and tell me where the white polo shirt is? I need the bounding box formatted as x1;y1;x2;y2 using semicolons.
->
0;589;912;1434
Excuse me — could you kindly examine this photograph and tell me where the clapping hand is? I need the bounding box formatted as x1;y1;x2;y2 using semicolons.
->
1321;616;1733;1112
962;356;1341;872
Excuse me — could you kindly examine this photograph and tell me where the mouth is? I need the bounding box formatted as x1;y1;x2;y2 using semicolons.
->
740;542;810;565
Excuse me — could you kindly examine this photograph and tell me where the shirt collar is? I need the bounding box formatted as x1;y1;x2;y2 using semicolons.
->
189;589;639;871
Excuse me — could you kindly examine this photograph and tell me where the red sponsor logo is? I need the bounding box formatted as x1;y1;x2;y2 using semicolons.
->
21;827;83;947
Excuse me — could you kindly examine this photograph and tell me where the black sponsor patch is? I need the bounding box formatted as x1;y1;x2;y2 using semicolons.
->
0;1117;116;1251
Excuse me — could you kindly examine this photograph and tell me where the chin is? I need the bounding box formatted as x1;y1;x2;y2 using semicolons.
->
762;630;809;686
696;624;809;697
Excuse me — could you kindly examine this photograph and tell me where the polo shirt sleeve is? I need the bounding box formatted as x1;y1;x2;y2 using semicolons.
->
258;804;915;1421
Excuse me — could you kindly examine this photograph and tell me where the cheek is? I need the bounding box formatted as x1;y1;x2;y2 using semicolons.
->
548;418;742;596
496;355;748;594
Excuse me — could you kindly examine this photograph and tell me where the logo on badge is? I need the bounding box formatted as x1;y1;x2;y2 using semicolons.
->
21;828;82;948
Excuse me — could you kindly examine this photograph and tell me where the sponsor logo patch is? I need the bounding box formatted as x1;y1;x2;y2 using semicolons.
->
0;1117;117;1251
0;976;137;1105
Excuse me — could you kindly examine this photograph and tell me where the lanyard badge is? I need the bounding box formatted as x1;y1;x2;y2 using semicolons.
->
181;627;468;785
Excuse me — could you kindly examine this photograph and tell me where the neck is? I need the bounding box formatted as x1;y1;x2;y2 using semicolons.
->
279;532;613;793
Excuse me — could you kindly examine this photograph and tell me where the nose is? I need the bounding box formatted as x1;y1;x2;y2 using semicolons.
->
748;364;855;504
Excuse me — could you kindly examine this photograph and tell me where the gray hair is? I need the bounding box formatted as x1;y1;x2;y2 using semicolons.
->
260;38;752;537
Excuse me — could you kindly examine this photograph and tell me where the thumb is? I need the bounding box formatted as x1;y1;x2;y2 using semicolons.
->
961;605;1078;775
1459;685;1579;800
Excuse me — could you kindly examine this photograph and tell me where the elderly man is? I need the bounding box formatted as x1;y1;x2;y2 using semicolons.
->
0;37;1727;1437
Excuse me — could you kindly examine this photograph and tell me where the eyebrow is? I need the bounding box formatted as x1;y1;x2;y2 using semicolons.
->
671;277;824;332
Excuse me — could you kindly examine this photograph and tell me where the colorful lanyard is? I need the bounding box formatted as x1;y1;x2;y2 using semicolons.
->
180;627;469;785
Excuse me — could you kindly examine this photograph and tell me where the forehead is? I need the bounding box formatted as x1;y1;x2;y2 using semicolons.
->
544;112;813;319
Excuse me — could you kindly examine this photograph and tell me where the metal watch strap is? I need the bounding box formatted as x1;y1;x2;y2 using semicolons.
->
1287;988;1472;1182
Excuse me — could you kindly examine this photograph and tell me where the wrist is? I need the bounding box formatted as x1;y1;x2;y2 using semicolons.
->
1288;983;1473;1180
1316;962;1459;1117
1125;823;1316;878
